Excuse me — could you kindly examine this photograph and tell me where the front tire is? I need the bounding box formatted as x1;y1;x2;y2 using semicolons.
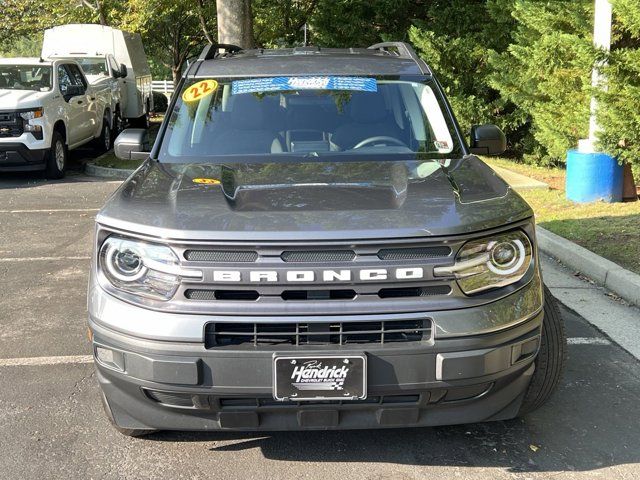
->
518;285;567;415
94;117;112;152
44;131;67;179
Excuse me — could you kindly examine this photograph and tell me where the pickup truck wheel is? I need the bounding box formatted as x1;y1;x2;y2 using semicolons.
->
45;131;67;179
518;285;567;415
112;110;123;137
94;117;112;152
100;391;156;438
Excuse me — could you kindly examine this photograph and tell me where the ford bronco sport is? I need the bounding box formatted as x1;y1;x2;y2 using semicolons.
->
89;42;566;436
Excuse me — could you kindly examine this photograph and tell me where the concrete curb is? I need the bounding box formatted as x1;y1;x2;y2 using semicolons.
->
537;226;640;306
85;163;135;180
84;151;136;180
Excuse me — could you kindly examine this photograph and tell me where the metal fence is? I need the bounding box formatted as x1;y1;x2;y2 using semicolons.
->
152;80;175;96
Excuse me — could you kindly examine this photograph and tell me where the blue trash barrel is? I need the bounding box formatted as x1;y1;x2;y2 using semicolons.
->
566;150;623;203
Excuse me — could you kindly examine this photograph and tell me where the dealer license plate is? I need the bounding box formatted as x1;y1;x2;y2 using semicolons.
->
273;354;367;401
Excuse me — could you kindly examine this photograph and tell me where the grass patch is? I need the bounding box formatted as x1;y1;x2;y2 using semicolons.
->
485;158;640;275
93;152;144;170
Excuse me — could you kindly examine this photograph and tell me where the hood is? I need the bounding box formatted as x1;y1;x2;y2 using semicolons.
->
85;74;112;87
0;89;50;110
97;156;533;241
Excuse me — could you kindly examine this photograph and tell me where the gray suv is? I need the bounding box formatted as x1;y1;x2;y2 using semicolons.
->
90;42;566;436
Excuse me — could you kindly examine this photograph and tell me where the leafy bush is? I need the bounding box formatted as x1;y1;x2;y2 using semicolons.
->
152;91;169;113
488;0;595;165
409;0;527;155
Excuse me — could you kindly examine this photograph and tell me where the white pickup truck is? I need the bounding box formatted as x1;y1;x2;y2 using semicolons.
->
0;57;114;178
42;24;153;129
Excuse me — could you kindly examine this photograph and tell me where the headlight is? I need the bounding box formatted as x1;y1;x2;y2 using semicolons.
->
434;230;533;295
19;108;43;120
20;108;44;139
99;236;201;300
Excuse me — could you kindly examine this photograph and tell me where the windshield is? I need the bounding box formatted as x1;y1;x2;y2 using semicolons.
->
158;76;461;162
0;65;52;91
75;58;108;76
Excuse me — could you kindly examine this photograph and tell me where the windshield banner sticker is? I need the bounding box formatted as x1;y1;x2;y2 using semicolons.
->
231;76;377;95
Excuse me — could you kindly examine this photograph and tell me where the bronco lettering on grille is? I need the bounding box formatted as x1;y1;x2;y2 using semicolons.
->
209;267;425;283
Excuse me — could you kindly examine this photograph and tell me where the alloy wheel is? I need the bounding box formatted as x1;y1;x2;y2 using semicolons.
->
55;140;65;171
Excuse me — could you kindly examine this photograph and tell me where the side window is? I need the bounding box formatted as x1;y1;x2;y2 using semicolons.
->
57;65;73;96
66;64;87;89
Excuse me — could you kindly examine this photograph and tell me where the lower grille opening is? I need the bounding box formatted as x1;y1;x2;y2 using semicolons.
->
217;394;420;409
206;318;431;348
381;394;420;404
185;289;259;301
281;289;356;301
219;397;258;407
145;390;195;408
378;285;451;298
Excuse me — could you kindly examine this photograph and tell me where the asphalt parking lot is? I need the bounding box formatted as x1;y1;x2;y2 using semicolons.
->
1;166;640;480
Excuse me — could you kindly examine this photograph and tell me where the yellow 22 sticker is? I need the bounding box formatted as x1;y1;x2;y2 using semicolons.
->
182;80;218;103
193;178;220;185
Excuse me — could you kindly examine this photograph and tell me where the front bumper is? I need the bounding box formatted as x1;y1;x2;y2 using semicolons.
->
91;302;543;431
0;142;47;171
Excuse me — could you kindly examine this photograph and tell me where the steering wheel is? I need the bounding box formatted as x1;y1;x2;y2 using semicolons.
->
352;136;407;149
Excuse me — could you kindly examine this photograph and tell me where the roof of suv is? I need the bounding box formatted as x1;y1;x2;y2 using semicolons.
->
190;43;431;79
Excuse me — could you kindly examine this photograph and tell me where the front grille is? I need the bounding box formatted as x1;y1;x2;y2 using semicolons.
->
205;318;431;348
175;237;465;316
377;246;451;260
281;289;356;300
184;250;258;262
378;285;451;298
185;289;259;301
185;286;449;301
281;250;356;262
0;112;22;137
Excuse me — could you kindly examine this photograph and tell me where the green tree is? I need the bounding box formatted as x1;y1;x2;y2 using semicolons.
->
124;0;216;86
488;0;594;165
409;0;523;153
597;0;640;173
0;0;125;55
253;0;318;47
309;0;423;47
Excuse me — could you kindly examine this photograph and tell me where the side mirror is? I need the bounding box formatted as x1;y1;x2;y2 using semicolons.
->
469;124;506;156
114;128;150;160
119;64;128;78
63;84;85;101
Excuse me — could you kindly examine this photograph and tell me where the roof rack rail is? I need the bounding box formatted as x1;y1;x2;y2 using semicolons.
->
368;42;418;60
198;43;243;61
367;42;430;74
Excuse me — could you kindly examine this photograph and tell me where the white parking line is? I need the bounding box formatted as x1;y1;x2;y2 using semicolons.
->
0;208;99;213
0;256;91;262
0;355;93;367
567;337;611;345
